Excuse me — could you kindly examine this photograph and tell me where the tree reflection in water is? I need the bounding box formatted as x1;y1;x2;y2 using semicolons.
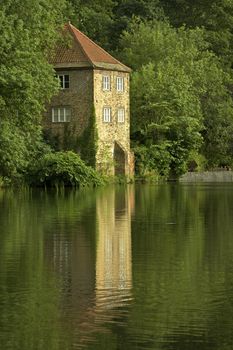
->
2;184;233;350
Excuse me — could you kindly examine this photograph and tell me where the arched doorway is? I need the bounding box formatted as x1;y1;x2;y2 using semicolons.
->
114;142;126;175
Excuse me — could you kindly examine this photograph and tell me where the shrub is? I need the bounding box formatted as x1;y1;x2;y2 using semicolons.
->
187;151;207;172
27;151;104;187
134;144;171;178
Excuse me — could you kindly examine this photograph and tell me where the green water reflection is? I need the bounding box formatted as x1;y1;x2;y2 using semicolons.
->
0;184;233;350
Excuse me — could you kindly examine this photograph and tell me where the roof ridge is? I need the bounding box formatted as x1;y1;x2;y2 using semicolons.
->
67;23;94;67
68;23;128;70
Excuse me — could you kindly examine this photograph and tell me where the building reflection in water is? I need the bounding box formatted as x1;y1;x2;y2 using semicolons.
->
46;186;134;348
95;186;133;312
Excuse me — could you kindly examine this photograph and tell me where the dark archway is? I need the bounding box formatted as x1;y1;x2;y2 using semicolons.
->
114;142;126;175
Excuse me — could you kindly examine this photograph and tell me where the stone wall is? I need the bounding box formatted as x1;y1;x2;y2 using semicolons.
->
93;69;132;175
43;69;93;150
180;171;233;182
43;67;134;176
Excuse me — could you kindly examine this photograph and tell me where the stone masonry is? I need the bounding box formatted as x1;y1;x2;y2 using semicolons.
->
43;23;134;176
93;69;131;175
44;69;93;150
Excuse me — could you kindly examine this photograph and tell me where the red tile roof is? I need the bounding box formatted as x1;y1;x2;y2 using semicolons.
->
51;23;131;72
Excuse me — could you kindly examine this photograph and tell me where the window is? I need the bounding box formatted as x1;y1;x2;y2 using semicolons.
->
58;74;70;89
52;107;71;123
102;75;110;91
103;107;111;122
116;77;124;92
117;108;125;123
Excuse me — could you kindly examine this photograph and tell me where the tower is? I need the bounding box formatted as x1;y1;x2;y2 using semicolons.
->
44;23;134;176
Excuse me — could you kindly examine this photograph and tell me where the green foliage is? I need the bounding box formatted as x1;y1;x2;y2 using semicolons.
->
134;144;171;177
0;0;66;121
1;0;233;182
0;0;68;181
78;107;98;167
110;0;164;49
0;119;51;182
187;150;207;172
27;151;104;187
161;0;233;66
68;0;115;49
67;0;164;50
0;120;29;180
43;107;98;168
65;0;233;174
120;20;233;176
201;94;233;168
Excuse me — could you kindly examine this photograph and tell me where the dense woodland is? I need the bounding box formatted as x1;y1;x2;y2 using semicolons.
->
1;0;233;183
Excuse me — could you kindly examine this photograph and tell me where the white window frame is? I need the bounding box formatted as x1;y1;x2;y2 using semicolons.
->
52;107;71;123
117;108;125;123
102;75;110;91
116;77;124;92
103;107;111;123
58;74;70;89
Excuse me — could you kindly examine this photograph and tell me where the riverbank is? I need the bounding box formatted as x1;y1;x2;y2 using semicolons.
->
2;169;233;188
180;170;233;182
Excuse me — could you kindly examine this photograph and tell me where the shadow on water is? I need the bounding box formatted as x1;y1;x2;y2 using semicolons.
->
1;184;233;349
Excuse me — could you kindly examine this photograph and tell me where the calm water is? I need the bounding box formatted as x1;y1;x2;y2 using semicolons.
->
0;184;233;350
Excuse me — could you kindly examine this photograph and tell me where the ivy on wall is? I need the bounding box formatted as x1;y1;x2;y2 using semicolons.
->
43;105;98;168
78;106;98;167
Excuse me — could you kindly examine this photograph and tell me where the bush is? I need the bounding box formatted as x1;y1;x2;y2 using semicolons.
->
134;143;204;179
134;144;171;178
27;151;104;187
187;151;207;172
0;121;29;180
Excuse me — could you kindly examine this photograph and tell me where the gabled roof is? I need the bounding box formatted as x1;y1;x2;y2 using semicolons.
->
51;23;131;73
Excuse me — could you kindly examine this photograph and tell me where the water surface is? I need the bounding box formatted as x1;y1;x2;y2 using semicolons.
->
0;184;233;350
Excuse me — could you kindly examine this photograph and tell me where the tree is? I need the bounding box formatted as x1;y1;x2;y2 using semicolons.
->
160;0;233;67
67;0;164;50
0;0;67;180
119;21;233;175
110;0;164;49
67;0;115;49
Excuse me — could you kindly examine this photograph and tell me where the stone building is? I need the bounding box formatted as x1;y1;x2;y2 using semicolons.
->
44;22;134;176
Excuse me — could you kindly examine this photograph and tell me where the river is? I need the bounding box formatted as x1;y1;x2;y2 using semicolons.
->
0;184;233;350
